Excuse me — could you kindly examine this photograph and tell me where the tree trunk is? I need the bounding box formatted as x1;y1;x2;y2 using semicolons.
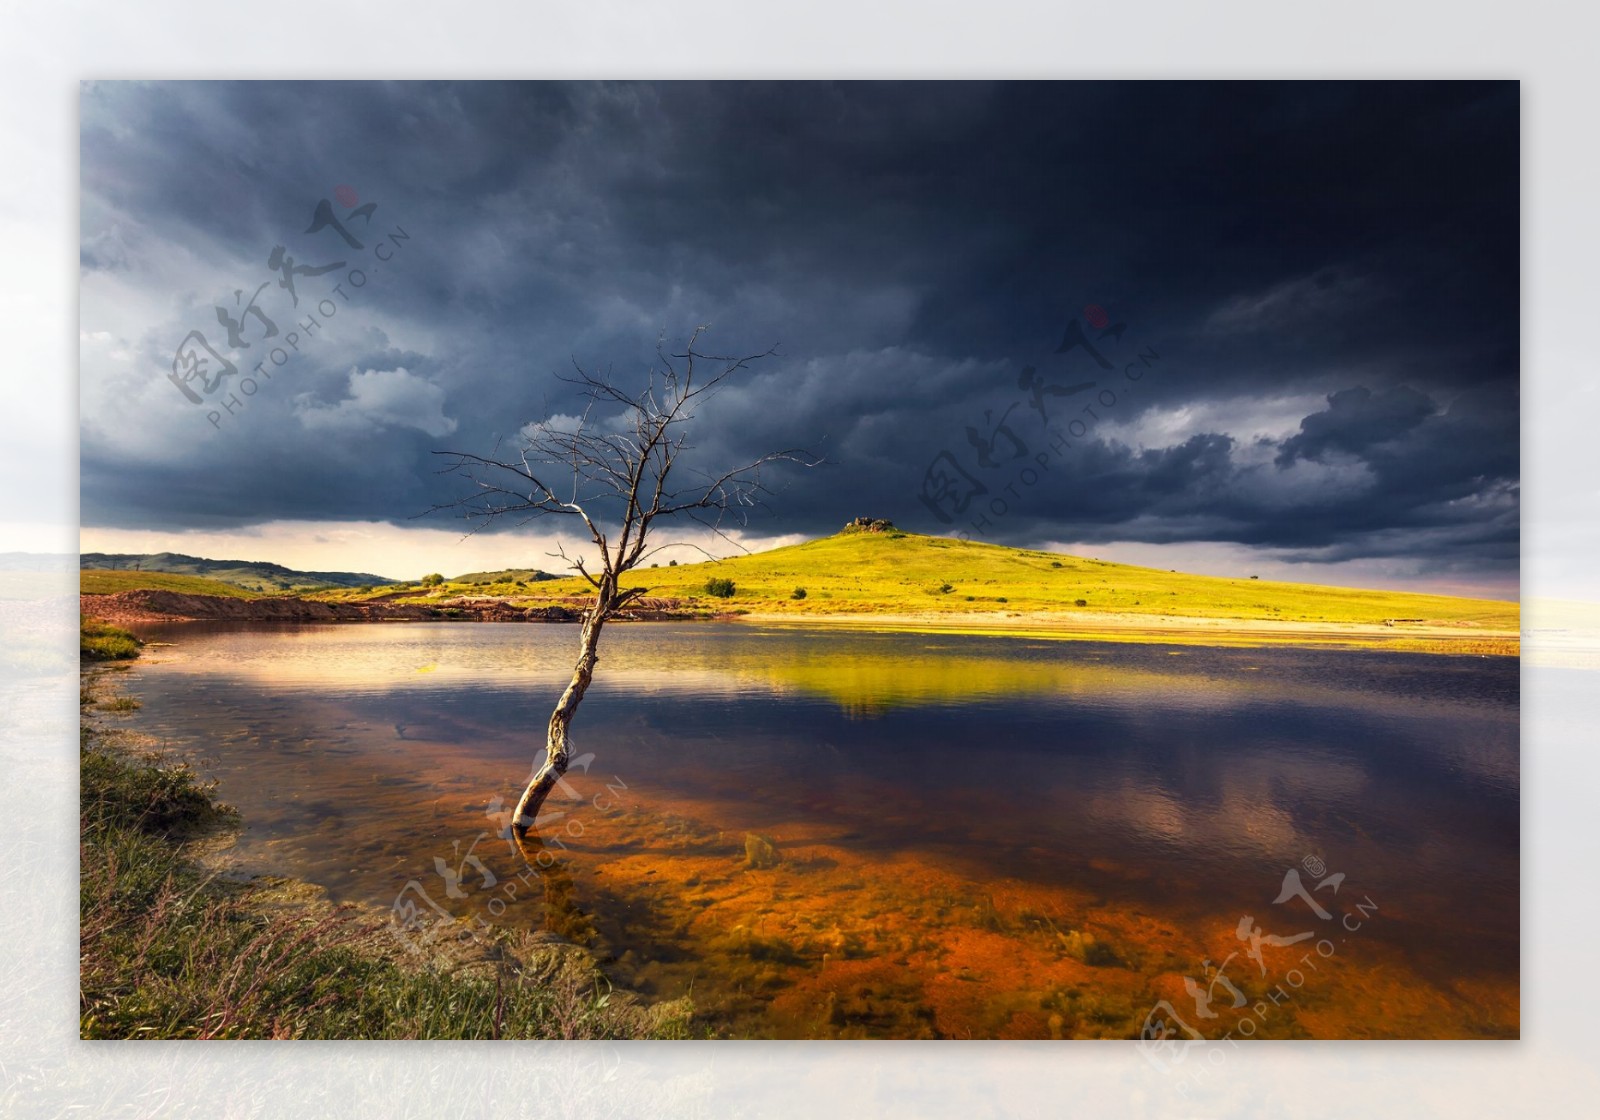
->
512;598;608;834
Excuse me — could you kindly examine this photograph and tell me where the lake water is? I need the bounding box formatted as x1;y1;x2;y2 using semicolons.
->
109;620;1519;1039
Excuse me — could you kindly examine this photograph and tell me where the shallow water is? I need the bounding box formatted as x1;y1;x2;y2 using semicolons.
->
113;620;1519;1039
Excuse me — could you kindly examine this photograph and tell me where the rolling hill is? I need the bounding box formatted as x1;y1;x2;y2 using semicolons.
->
80;552;397;592
80;524;1520;650
79;570;266;598
301;521;1518;632
446;568;559;586
517;522;1520;628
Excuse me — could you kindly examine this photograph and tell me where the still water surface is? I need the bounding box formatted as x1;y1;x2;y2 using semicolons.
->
116;621;1519;1039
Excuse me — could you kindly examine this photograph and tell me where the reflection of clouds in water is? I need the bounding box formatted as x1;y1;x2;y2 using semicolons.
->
1086;752;1367;859
1090;782;1190;844
1412;730;1519;794
136;621;1328;713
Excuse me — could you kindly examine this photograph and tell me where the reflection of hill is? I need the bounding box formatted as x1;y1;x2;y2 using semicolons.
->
134;621;1513;774
724;651;1138;712
643;638;1274;716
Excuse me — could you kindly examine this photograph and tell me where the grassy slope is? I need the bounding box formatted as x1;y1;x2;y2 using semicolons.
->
526;530;1519;628
448;568;558;585
80;570;265;599
86;530;1520;631
80;552;394;591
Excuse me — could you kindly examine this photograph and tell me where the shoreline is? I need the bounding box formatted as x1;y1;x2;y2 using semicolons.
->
82;589;1519;656
77;660;697;1040
735;608;1520;655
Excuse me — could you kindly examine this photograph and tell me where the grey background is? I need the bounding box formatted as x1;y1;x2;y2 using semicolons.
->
3;1;1597;1116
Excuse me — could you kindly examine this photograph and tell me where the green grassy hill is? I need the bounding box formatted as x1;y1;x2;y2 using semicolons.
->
82;526;1519;633
80;570;265;599
528;527;1519;628
447;568;558;586
80;552;395;592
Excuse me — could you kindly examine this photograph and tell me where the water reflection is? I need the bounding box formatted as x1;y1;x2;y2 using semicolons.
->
117;621;1519;1039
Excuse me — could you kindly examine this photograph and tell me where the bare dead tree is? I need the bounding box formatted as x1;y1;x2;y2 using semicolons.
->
434;328;814;834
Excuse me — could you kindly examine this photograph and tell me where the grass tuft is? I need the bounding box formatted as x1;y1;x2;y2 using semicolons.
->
80;616;144;661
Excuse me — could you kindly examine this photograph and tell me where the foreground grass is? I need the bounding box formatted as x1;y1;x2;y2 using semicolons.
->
79;682;694;1040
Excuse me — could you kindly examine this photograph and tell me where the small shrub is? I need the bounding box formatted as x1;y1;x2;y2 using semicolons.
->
420;573;444;587
1050;561;1063;568
1075;599;1088;608
997;597;1008;603
704;577;736;599
790;587;807;600
1250;575;1260;580
668;560;678;567
936;583;954;594
80;740;232;839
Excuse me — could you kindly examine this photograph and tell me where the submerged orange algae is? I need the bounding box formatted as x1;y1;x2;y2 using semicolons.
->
144;720;1518;1041
473;782;1518;1041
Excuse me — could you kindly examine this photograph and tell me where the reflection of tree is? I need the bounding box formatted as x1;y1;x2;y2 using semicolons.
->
512;827;594;945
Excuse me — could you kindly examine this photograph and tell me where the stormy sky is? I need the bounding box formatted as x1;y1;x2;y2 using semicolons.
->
78;81;1520;595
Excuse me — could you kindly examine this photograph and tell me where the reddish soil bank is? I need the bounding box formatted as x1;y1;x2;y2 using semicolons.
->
80;590;695;626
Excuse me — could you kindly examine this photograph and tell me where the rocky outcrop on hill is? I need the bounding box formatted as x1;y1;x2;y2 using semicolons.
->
842;517;897;533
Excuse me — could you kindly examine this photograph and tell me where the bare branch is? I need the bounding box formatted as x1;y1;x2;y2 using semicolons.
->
432;328;817;600
436;329;822;834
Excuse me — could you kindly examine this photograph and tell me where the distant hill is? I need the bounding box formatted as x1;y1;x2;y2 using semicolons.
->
79;552;398;592
447;568;559;586
80;569;266;599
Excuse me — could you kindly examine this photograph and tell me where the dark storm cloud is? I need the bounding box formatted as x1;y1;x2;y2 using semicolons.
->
1276;385;1438;465
79;80;1519;580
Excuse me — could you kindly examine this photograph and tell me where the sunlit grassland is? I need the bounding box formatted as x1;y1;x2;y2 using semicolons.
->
80;570;265;598
89;529;1519;633
341;531;1516;628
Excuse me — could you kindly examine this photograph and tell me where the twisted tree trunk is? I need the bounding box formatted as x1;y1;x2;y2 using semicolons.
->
512;592;609;834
